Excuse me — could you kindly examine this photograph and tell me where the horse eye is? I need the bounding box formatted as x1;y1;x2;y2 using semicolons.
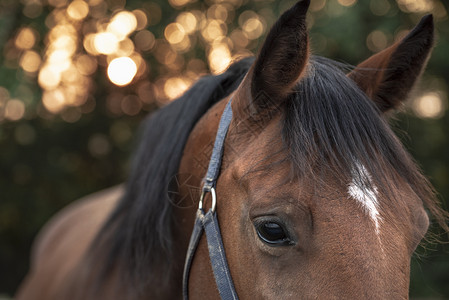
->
255;221;293;246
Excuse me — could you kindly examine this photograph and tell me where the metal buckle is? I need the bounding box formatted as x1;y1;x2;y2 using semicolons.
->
198;186;216;212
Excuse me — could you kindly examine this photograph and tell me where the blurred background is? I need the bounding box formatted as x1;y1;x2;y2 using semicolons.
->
0;0;447;298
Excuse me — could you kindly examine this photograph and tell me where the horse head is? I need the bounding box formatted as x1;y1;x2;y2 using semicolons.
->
180;1;441;298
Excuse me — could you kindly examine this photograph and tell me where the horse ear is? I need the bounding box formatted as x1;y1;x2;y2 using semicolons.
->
348;15;434;113
252;0;310;101
247;0;310;111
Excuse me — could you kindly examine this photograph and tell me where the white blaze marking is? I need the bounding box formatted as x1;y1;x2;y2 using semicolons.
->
348;164;381;234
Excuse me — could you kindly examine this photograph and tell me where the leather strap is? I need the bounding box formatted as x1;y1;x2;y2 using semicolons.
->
203;100;233;192
182;99;239;300
182;210;204;299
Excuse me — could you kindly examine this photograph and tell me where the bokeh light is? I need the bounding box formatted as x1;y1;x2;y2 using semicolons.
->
107;57;138;86
4;99;26;121
107;11;138;40
134;30;155;51
338;0;357;7
67;0;89;20
413;92;447;119
15;28;37;50
366;30;388;52
94;32;119;55
20;51;42;74
0;0;447;117
163;77;192;99
165;23;186;45
208;43;232;74
133;9;148;30
168;0;191;8
396;0;434;13
176;12;198;34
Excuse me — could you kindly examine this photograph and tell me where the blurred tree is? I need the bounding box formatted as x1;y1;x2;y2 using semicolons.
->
0;0;447;298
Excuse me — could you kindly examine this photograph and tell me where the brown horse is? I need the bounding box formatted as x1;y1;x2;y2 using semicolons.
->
17;1;447;299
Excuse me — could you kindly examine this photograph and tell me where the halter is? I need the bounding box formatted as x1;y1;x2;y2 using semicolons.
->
182;99;239;300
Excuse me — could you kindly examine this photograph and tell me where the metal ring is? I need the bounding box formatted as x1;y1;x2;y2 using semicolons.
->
198;187;216;212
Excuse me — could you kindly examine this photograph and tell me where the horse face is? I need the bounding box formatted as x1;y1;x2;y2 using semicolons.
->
214;122;430;299
209;1;434;298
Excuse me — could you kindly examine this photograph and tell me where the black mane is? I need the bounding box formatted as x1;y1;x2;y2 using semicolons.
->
89;57;253;294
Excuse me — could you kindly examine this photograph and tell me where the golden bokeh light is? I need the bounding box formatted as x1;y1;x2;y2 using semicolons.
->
164;77;191;99
201;20;226;42
116;38;135;57
61;64;81;84
0;86;10;101
134;30;156;51
50;34;77;54
413;92;446;119
432;1;448;19
48;24;77;40
20;51;42;74
75;54;98;75
47;50;72;72
207;4;229;22
168;0;190;8
241;17;264;40
94;32;119;54
42;89;66;113
338;0;357;7
129;53;146;77
83;33;99;55
366;30;388;52
87;0;104;6
23;1;44;19
396;0;434;13
38;65;62;90
10;2;171;120
165;23;186;45
107;57;138;86
230;29;249;49
15;28;37;50
238;11;256;27
4;99;26;121
133;9;148;30
67;0;90;20
137;81;156;103
153;41;178;65
208;43;232;74
170;35;192;53
176;12;198;34
46;9;70;28
6;0;446;125
107;11;138;40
